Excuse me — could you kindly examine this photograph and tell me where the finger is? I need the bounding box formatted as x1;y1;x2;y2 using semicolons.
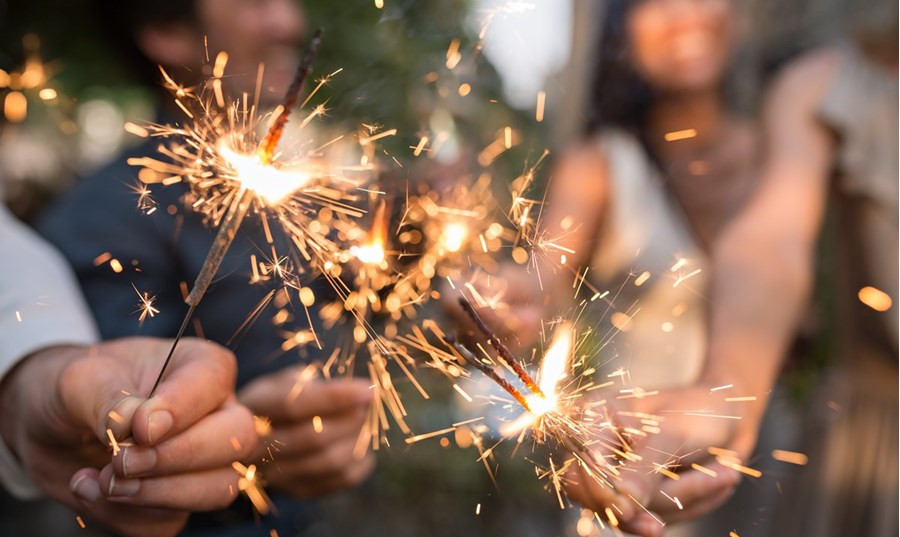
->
69;467;189;537
563;463;636;522
132;338;238;445
241;377;371;422
113;401;257;478
276;454;375;498
58;350;145;442
267;407;366;457
650;464;741;521
98;463;241;511
619;512;666;537
271;437;363;477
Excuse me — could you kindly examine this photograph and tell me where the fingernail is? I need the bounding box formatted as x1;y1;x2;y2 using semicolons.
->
122;447;157;477
108;474;141;497
147;410;173;444
70;474;101;502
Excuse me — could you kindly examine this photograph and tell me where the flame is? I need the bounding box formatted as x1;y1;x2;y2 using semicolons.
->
351;200;388;265
219;141;311;205
500;322;573;435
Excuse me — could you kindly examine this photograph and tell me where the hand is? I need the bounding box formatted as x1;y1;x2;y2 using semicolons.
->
239;372;375;498
0;337;258;537
564;384;761;536
440;263;545;351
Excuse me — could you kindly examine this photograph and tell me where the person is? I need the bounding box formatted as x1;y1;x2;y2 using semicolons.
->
713;4;898;535
446;0;759;534
38;1;374;535
0;204;258;537
565;1;898;536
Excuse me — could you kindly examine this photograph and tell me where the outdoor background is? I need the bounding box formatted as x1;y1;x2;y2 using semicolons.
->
0;0;869;536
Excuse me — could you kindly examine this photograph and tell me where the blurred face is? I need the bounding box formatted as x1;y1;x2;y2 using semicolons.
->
627;0;735;93
197;0;306;103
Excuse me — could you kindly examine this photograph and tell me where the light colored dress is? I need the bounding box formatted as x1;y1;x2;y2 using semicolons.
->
587;129;709;389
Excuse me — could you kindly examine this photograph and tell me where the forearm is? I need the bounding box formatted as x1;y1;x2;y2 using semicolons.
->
702;221;814;417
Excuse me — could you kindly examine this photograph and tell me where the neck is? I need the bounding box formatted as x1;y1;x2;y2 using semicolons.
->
647;89;725;145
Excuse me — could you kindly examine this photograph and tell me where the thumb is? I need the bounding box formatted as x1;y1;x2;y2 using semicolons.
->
58;345;145;443
131;338;237;446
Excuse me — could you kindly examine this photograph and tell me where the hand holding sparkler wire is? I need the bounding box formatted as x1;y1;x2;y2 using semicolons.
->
0;337;257;537
567;384;750;534
149;29;325;397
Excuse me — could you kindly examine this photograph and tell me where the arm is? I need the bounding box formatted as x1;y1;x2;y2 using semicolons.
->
642;50;840;524
701;50;838;434
0;207;99;499
565;51;841;533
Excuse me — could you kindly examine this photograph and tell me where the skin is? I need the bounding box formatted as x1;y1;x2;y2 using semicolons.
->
134;0;376;501
446;1;763;534
567;45;843;535
0;338;258;537
137;0;306;104
239;374;375;498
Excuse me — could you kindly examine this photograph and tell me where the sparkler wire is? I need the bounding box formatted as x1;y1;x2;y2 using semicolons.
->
148;30;325;396
457;297;545;398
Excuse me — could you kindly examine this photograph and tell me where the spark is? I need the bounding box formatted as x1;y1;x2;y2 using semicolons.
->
858;286;892;311
232;462;274;515
663;128;697;142
535;90;546;122
771;449;808;465
131;283;160;324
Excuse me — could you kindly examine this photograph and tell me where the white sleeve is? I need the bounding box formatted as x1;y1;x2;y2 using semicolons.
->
0;206;99;499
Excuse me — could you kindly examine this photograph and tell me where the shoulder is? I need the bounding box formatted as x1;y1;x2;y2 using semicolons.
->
766;48;841;112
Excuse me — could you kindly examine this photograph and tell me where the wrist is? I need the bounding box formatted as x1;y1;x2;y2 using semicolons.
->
0;345;85;459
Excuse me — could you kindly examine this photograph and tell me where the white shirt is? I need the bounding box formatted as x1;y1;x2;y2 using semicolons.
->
0;206;99;499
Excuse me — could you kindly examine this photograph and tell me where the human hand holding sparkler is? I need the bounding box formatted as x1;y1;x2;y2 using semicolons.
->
0;337;257;537
564;384;754;535
239;371;375;498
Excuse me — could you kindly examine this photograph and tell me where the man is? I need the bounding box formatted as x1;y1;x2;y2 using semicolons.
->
39;1;374;535
0;205;257;537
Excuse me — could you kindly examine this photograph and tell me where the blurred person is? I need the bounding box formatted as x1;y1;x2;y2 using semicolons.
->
710;2;897;535
0;204;258;537
38;1;374;535
446;0;761;534
563;0;898;536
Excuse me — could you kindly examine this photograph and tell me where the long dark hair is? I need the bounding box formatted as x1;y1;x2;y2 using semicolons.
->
585;0;653;138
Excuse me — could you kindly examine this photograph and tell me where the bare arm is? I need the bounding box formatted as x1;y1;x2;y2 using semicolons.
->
702;50;839;439
535;143;610;308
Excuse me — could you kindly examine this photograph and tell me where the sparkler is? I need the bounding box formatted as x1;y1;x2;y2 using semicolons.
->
443;297;635;508
145;30;332;395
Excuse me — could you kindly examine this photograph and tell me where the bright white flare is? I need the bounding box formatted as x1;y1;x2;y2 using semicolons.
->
351;242;386;265
500;322;573;435
219;142;311;204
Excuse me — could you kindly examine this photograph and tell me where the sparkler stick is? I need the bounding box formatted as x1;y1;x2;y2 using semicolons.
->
444;334;532;411
457;296;545;398
149;30;325;396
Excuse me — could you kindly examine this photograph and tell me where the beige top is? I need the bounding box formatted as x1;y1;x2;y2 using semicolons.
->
589;130;708;389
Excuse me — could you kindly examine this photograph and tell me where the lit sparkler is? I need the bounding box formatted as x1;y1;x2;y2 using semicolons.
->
440;297;638;511
130;30;374;395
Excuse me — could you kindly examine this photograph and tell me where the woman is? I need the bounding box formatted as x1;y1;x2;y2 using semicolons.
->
540;0;758;387
512;0;762;534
